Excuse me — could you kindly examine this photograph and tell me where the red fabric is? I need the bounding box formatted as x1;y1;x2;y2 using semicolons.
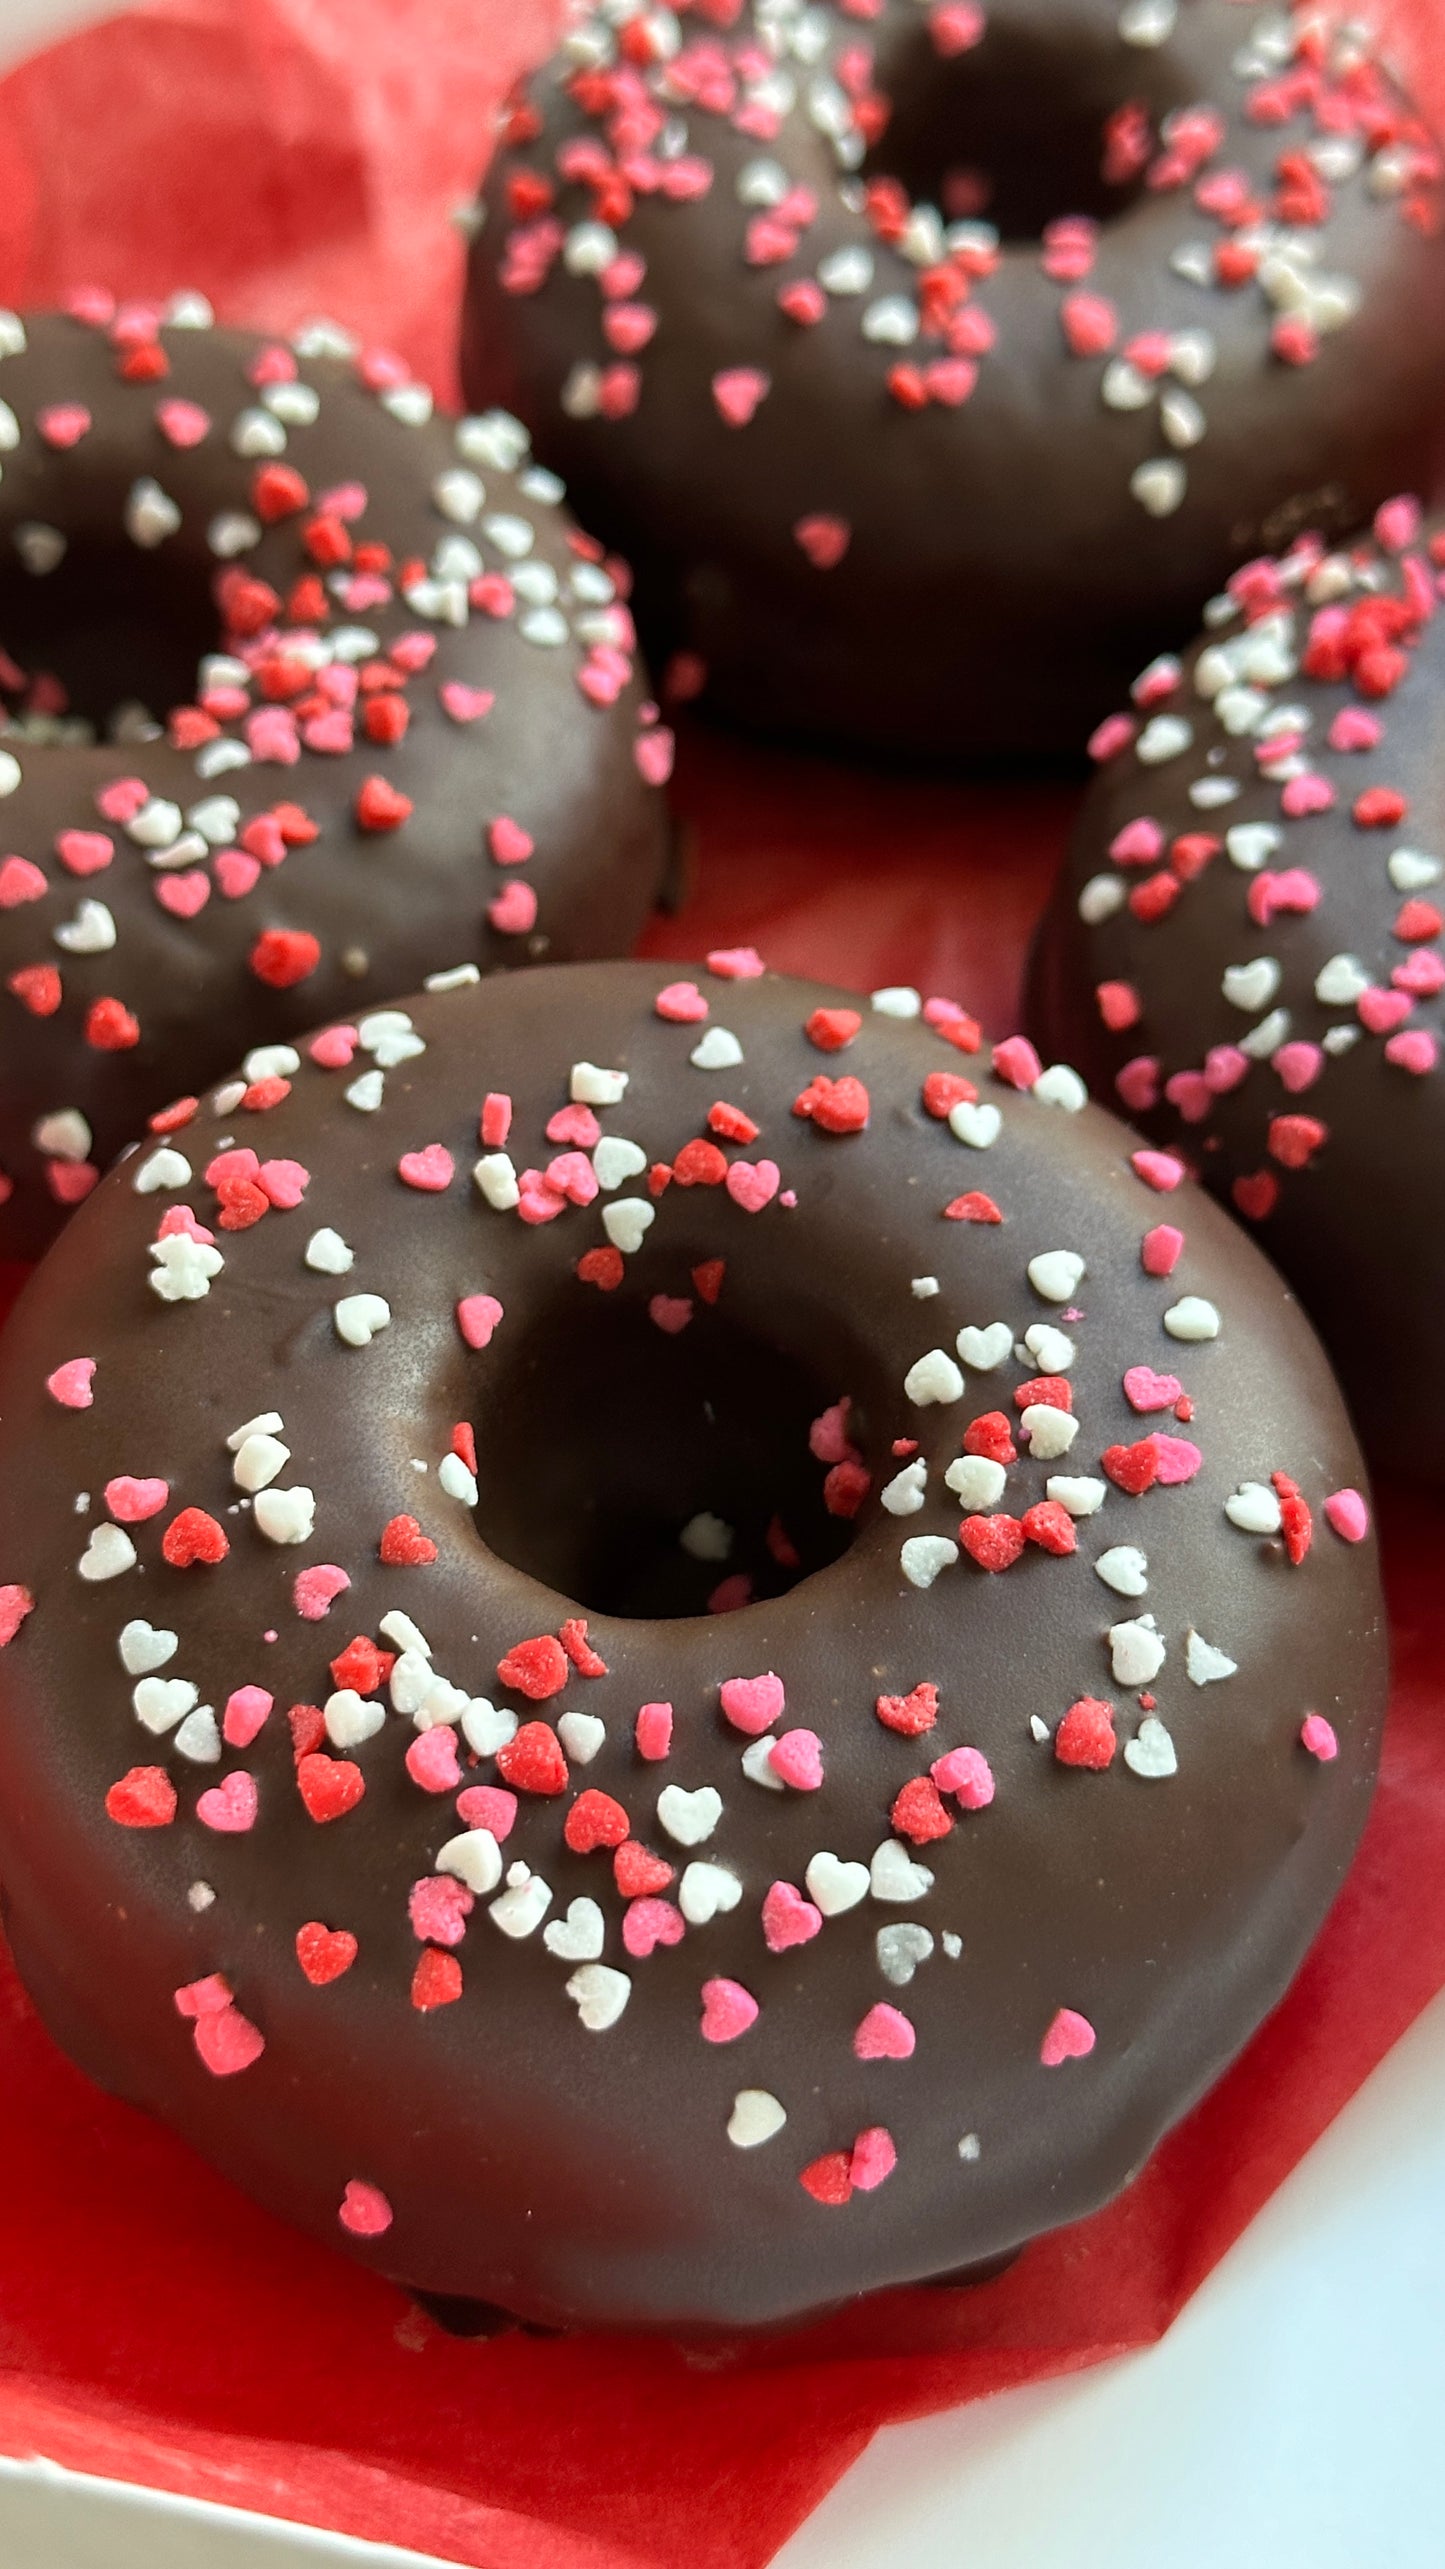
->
0;6;1442;2564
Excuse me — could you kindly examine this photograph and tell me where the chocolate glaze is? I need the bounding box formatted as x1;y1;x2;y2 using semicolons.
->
461;0;1445;761
0;306;669;1254
1028;500;1445;1477
0;959;1385;2330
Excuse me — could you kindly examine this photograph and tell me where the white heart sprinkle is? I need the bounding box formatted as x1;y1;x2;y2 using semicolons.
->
544;1895;606;1961
1222;958;1281;1013
490;1866;552;1940
679;1861;742;1926
305;1228;354;1275
557;1709;605;1765
1033;1063;1088;1112
944;1454;1007;1509
233;1432;289;1492
956;1322;1012;1371
728;2088;787;2148
54;899;116;955
657;1784;722;1848
1079;874;1126;925
1131;459;1186;518
805;1852;870;1917
241;1043;300;1082
870;1839;935;1903
1225;1481;1282;1535
1028;1249;1085;1304
1124;1716;1178;1779
904;1348;964;1406
900;1535;959;1590
1024;1324;1075;1372
1047;1475;1107;1516
592;1135;647;1191
602;1198;654;1254
345;1069;385;1114
253;1487;316;1545
1109;1615;1167;1686
1186;1629;1238;1685
1022;1403;1078;1459
881;1460;928;1515
741;1735;786;1791
1136;714;1193;762
680;1511;732;1561
173;1707;221;1764
334;1293;391;1347
949;1101;1001;1150
133;1147;190;1194
438;1453;477;1505
690;1026;743;1070
1226;823;1280;872
875;1922;934;1985
79;1523;136;1582
323;1688;386;1749
570;1061;628;1106
1164;1296;1220;1342
437;1829;504;1896
1096;1545;1149;1597
566;1961;631;2030
1315;954;1371;1007
133;1676;198;1733
474;1151;519;1210
461;1697;518;1757
119;1619;177;1675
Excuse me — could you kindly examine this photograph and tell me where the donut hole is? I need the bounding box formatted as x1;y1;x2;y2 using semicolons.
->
2;530;216;739
864;23;1174;241
469;1289;875;1619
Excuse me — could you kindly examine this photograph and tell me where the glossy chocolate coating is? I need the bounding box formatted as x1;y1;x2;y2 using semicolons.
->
0;959;1385;2330
1028;504;1445;1476
461;0;1445;760
0;308;668;1254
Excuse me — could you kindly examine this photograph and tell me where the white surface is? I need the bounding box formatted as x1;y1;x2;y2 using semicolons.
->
1;3;1443;2564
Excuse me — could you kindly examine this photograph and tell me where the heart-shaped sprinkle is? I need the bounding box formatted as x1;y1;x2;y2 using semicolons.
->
566;1962;631;2031
621;1896;685;1958
700;1977;759;2044
768;1728;824;1790
156;869;210;918
761;1880;822;1951
46;1357;95;1409
196;1771;259;1833
794;513;851;569
339;2180;393;2236
1324;1487;1369;1544
959;1514;1025;1572
1124;1716;1178;1780
296;1922;358;1984
78;1523;137;1582
293;1564;350;1620
1123;1365;1182;1413
853;2003;915;2061
193;2004;266;2078
657;1783;722;1846
488;880;539;936
728;2088;787;2148
543;1896;606;1962
440;681;494;722
104;1765;177;1827
1040;2006;1096;2066
870;1839;935;1902
805;1851;870;1915
724;1158;779;1213
379;1514;437;1567
712;366;770;426
296;1753;365;1822
875;1922;934;1986
720;1671;784;1735
397;1144;454;1193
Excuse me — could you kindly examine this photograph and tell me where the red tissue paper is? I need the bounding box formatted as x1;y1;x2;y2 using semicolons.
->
0;5;1442;2566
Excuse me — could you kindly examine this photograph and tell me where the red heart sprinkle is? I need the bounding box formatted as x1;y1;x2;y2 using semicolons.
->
565;1788;630;1853
1100;1441;1160;1495
890;1777;954;1844
875;1682;939;1737
958;1514;1026;1572
411;1948;463;2012
249;927;320;988
296;1753;366;1822
162;1507;229;1567
192;2004;266;2077
1021;1500;1077;1556
497;1721;569;1796
354;774;413;832
613;1840;675;1899
496;1634;568;1699
1055;1698;1117;1769
378;1515;438;1567
799;2151;854;2206
105;1765;176;1827
964;1411;1017;1465
296;1922;358;1985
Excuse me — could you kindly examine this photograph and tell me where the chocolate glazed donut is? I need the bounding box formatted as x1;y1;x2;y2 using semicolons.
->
1029;497;1445;1479
0;958;1385;2333
461;0;1445;762
0;301;670;1255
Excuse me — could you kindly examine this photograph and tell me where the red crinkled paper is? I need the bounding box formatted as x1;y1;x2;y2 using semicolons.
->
0;4;1442;2565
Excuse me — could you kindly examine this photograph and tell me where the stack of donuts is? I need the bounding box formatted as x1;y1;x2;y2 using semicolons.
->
0;0;1438;2335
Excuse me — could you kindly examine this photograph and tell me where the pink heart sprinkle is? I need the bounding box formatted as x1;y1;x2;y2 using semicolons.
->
794;514;851;570
398;1144;455;1193
853;2004;915;2062
848;2126;897;2192
223;1686;273;1748
634;725;676;786
649;1294;693;1336
546;1104;601;1148
1115;1056;1159;1114
96;777;148;823
1061;291;1118;357
38;403;91;448
196;1772;259;1834
578;656;627;708
1040;2007;1096;2066
699;1977;759;2044
1385;1029;1437;1075
104;1475;168;1522
319;481;367;521
405;1728;462;1794
0;856;47;907
655;980;708;1023
489;815;534;866
1141;1223;1184;1278
455;1784;516;1839
1300;1714;1339;1762
45;1358;95;1409
1324;1488;1370;1544
1123;1365;1182;1413
48;1164;98;1206
214;850;262;901
257;1158;308;1209
767;1728;824;1790
193;2004;266;2078
409;1875;472;1946
635;1702;673;1760
1203;1044;1250;1094
1131;1149;1183;1192
603;300;657;354
712;366;770;426
1089;712;1135;763
1163;1071;1212;1124
725;1158;780;1214
545;1151;598;1206
392;634;437;674
1328;705;1382;753
245;708;301;765
308;1025;358;1069
720;1671;785;1736
439;681;494;723
156;870;210;918
174;1972;232;2020
1358;986;1412;1034
931;1745;994;1808
1149;1432;1202;1485
1280;775;1335;819
622;1897;686;1959
55;829;113;876
301;709;354;756
761;1880;822;1953
156;398;211;448
293;1564;350;1621
1272;1040;1323;1094
339;2180;393;2238
457;1293;504;1350
488;880;538;937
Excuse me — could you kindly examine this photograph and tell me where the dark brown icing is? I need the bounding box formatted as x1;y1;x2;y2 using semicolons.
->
1028;497;1445;1476
460;0;1445;760
0;957;1386;2331
0;303;669;1255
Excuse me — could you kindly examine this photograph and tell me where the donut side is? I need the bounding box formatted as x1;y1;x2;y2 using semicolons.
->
0;958;1386;2330
0;304;670;1254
